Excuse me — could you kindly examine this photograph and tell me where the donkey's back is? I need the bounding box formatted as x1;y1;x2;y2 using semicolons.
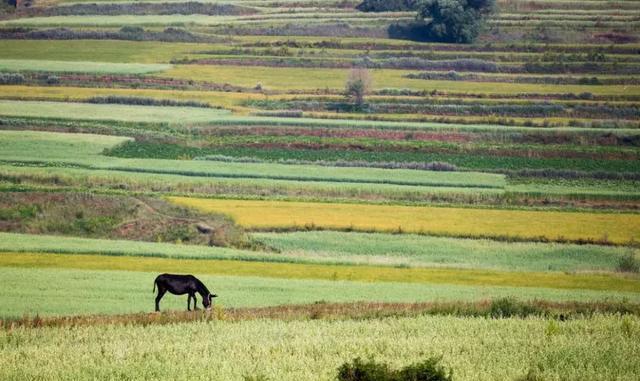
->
154;273;200;294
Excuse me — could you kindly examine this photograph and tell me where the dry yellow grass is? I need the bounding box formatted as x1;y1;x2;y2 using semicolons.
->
168;197;640;244
0;85;269;113
159;65;640;95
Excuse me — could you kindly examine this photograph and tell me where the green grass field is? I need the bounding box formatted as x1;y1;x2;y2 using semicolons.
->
1;265;638;318
252;231;633;271
0;130;506;189
0;40;204;63
0;101;231;123
0;59;171;74
0;231;632;272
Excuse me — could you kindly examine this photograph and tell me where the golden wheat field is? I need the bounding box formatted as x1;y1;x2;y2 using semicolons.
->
168;197;640;244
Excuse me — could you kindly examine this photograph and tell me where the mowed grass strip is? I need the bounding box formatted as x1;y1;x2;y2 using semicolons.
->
0;252;638;292
0;59;171;74
169;197;640;244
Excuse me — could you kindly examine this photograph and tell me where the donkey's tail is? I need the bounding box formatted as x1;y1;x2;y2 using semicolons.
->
153;279;156;293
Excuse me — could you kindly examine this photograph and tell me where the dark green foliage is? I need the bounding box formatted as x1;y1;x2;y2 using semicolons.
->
397;358;453;381
337;357;453;381
617;252;640;273
16;2;257;16
105;141;640;175
417;0;496;43
338;358;392;381
0;204;40;220
489;297;543;318
0;26;222;43
356;0;417;12
85;96;211;108
0;73;24;84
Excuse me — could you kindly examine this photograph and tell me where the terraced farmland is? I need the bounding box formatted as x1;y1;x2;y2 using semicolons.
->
0;0;639;379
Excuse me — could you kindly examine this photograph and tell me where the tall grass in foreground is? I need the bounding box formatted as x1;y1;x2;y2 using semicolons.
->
0;314;638;380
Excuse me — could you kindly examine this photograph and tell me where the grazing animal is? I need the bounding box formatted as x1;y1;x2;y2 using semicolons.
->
153;273;217;312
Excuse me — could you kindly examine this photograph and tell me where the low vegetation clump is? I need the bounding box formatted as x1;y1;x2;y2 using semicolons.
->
617;252;640;273
337;357;452;381
85;96;211;108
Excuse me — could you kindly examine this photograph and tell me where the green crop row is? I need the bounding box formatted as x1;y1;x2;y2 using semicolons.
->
0;231;632;272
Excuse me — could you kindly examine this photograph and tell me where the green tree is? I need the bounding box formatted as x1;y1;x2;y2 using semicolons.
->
418;0;495;43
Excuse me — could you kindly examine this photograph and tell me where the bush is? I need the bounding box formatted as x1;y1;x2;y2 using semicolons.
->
489;297;542;318
337;357;453;381
356;0;417;12
397;358;453;381
345;68;372;108
0;73;25;84
85;96;211;108
337;358;392;381
617;252;640;273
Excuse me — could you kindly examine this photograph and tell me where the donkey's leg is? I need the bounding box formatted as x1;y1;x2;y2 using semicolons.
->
187;294;192;311
155;288;167;312
193;294;199;310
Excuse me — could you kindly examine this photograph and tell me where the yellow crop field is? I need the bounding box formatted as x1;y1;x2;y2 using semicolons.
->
159;65;640;95
0;85;267;112
169;197;640;244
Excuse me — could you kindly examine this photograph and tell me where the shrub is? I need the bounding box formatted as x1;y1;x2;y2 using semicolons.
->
489;297;542;318
45;75;59;85
85;96;211;108
337;358;393;381
0;73;25;84
345;68;372;108
242;375;269;381
356;0;417;11
397;358;453;381
337;357;453;381
617;252;640;273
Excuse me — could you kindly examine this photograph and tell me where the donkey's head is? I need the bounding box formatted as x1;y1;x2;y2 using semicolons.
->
203;293;218;310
